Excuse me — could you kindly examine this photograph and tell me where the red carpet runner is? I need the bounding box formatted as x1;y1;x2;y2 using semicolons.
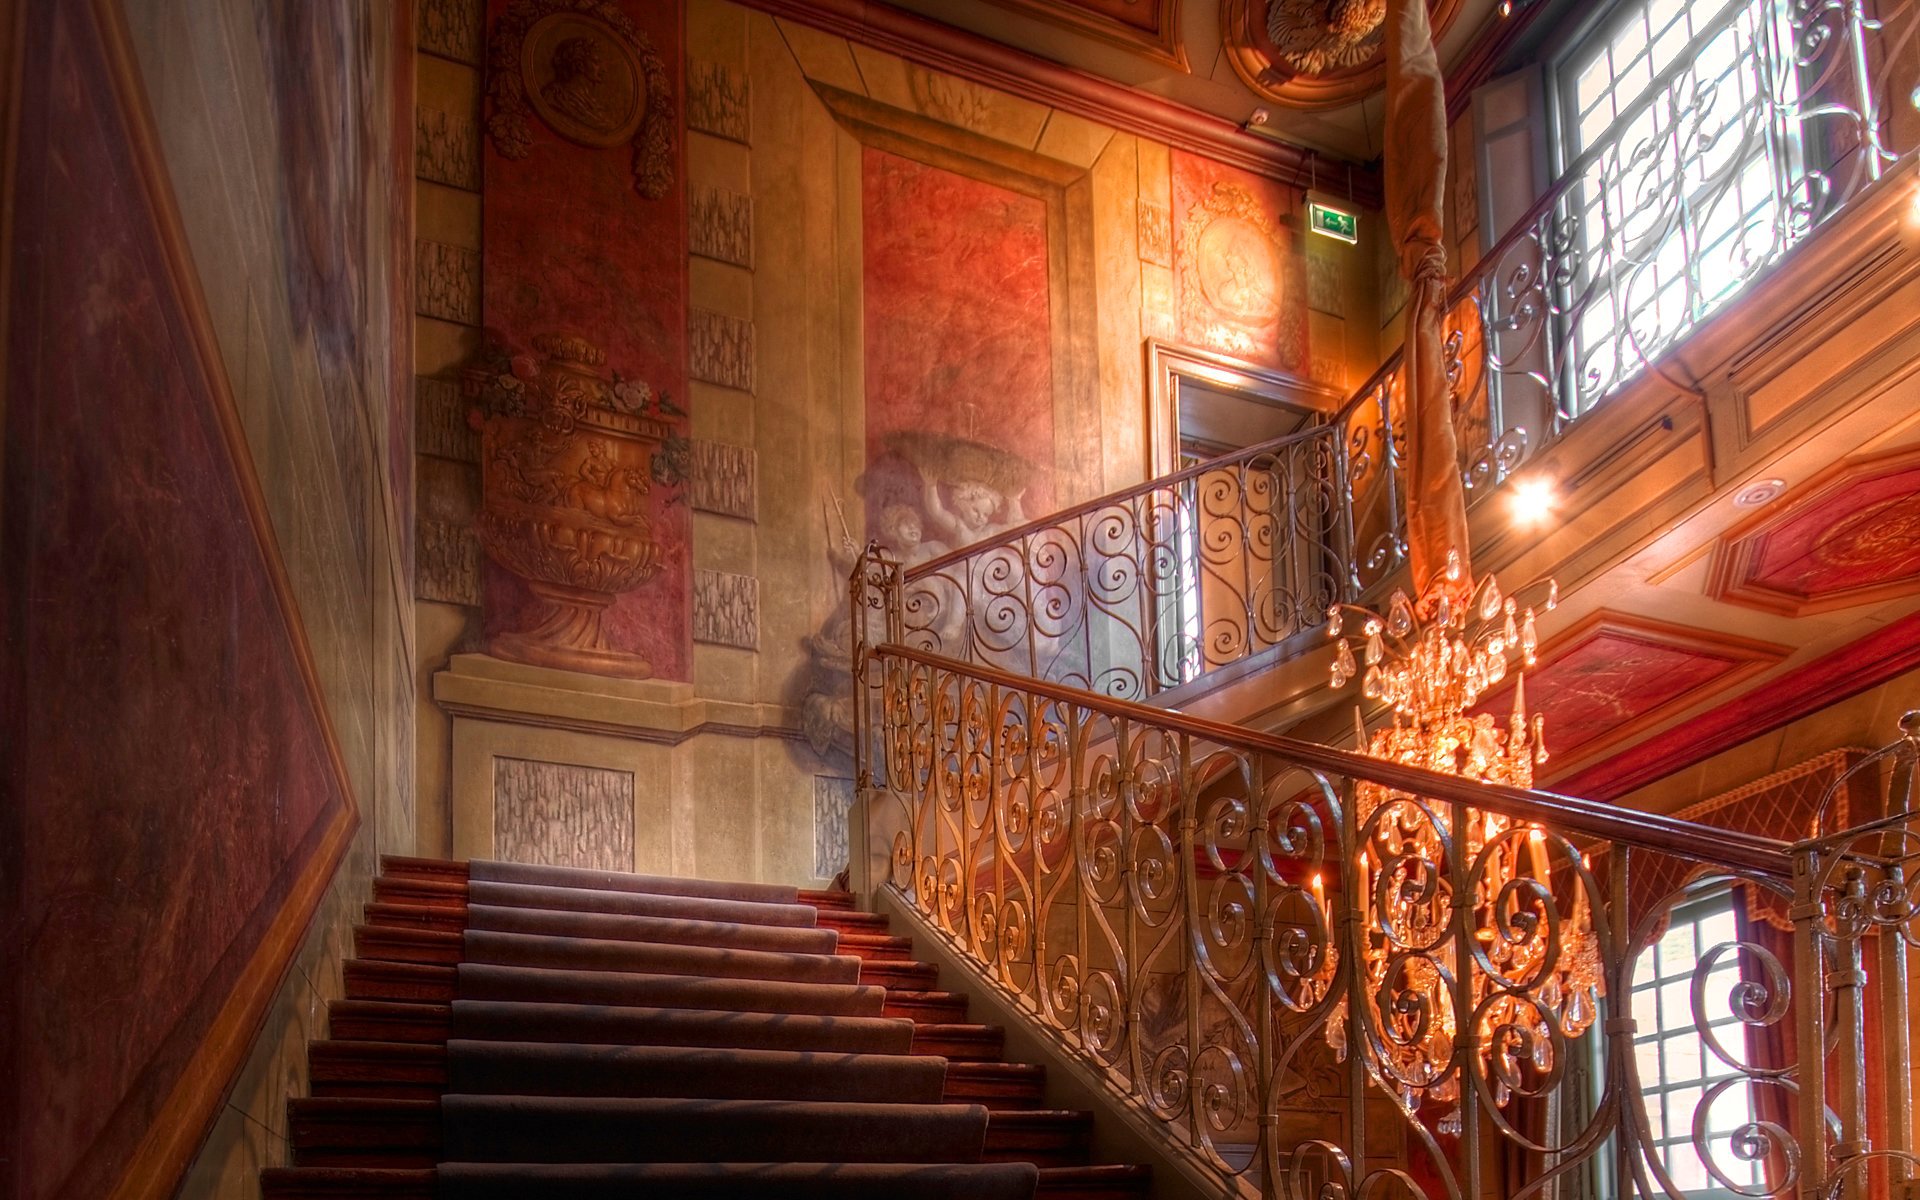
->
260;857;1151;1198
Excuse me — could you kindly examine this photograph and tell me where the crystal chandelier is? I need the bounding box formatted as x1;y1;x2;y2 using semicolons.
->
1322;552;1604;1123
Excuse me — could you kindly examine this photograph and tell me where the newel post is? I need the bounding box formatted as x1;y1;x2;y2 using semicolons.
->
1790;842;1830;1200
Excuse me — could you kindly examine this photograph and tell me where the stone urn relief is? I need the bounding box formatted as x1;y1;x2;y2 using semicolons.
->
467;332;680;677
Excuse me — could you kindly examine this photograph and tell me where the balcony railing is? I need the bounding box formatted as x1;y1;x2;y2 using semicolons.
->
900;422;1355;702
854;546;1920;1200
1349;0;1918;517
898;0;1916;703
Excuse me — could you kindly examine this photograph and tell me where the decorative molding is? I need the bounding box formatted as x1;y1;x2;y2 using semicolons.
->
1137;199;1172;268
976;0;1186;71
416;238;480;325
722;0;1380;206
686;58;750;143
690;438;757;520
419;0;484;64
416;376;480;462
1548;611;1920;801
1479;610;1790;770
692;568;759;649
417;517;483;606
690;184;754;268
1707;447;1920;618
689;308;755;392
813;775;856;879
416;105;480;191
493;757;635;872
1306;252;1344;317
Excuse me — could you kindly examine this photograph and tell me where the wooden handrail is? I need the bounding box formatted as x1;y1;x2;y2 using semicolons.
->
874;640;1795;879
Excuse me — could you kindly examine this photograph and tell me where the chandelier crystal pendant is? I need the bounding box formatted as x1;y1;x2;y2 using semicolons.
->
1323;551;1604;1124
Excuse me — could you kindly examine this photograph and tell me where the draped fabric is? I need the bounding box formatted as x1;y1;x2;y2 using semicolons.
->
1384;0;1472;600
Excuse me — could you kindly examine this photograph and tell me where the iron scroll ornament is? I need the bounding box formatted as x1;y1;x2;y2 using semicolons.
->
487;0;675;200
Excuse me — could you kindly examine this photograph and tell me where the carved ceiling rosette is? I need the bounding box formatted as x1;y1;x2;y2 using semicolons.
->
467;333;682;677
487;0;674;198
1221;0;1465;109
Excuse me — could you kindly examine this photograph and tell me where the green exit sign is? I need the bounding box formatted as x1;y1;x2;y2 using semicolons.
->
1309;202;1358;244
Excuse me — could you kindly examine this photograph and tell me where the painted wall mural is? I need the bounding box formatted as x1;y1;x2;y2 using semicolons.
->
482;0;691;680
0;3;357;1196
800;145;1061;758
1172;148;1310;375
861;146;1056;548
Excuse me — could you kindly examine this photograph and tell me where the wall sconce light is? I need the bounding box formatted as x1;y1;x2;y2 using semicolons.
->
1508;475;1557;527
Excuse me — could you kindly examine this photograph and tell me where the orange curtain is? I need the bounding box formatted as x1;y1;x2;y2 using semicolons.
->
1384;0;1471;600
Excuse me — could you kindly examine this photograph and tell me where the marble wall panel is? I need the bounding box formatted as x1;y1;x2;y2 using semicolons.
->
691;184;754;268
417;238;480;324
415;376;479;462
693;568;759;649
690;308;756;392
1137;198;1171;267
813;775;855;879
419;0;483;64
687;57;751;142
493;758;635;871
690;438;757;520
417;519;483;606
416;105;480;191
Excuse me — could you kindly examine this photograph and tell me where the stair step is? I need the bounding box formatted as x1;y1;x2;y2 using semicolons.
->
836;931;913;961
884;989;969;1023
355;924;463;965
799;888;856;909
380;856;468;882
816;908;890;934
859;959;939;990
371;876;468;909
983;1110;1095;1168
288;1098;1091;1171
1036;1164;1154;1196
289;1098;438;1168
328;1000;450;1044
944;1061;1046;1109
910;1022;1005;1061
309;1041;447;1101
364;901;463;932
260;1168;435;1199
261;1165;1149;1199
344;960;456;1003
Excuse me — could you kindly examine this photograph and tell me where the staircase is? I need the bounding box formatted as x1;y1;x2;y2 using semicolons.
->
260;856;1152;1199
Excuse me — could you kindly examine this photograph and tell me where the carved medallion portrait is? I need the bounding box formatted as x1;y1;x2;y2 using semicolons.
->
487;0;675;199
523;13;645;148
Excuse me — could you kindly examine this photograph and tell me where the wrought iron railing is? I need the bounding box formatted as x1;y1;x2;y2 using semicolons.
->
898;0;1916;703
899;421;1360;702
855;546;1920;1200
